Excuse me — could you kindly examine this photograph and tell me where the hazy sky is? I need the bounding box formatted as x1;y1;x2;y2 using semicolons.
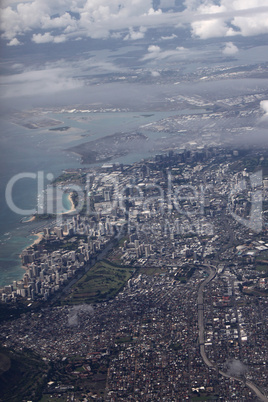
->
0;0;268;107
2;0;268;44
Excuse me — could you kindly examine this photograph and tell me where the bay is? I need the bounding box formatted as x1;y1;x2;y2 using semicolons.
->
0;109;202;287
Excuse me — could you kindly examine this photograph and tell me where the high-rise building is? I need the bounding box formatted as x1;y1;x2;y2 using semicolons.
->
54;227;63;239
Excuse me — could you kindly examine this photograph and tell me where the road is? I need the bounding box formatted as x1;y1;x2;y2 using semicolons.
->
197;264;216;368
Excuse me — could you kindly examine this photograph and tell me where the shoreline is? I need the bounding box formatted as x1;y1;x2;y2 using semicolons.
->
14;192;74;287
19;232;44;258
17;193;74;282
32;232;44;245
21;215;36;223
65;192;76;214
17;232;44;277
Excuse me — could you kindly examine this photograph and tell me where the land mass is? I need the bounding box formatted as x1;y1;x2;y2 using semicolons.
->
67;131;149;164
0;147;268;401
49;126;70;132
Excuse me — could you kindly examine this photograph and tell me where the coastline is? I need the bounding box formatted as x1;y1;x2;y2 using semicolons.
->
0;232;46;287
19;232;44;259
0;110;178;289
8;193;74;288
32;232;44;245
65;192;76;214
21;215;36;223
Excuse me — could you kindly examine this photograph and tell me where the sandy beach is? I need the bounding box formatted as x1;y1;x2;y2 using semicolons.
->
21;215;36;223
32;232;44;245
19;232;44;260
65;192;76;214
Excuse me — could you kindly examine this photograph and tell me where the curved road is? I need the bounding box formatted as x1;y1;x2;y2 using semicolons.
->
197;264;268;402
198;265;216;368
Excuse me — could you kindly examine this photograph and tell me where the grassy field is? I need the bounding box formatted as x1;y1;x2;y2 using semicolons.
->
62;259;135;304
138;267;167;276
243;288;268;297
256;264;268;272
40;397;66;402
256;251;268;272
257;250;268;260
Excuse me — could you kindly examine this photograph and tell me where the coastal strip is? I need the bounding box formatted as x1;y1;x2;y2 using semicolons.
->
32;232;44;245
20;215;36;223
19;232;44;257
65;192;76;214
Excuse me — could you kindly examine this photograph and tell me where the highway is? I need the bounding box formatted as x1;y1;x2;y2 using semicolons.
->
197;264;216;369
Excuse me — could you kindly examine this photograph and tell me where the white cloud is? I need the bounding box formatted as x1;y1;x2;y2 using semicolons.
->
222;41;239;55
191;19;228;39
1;0;268;44
53;34;67;43
148;45;161;53
7;37;20;45
260;100;268;116
188;0;268;39
41;12;75;30
32;32;67;44
110;32;123;39
11;63;25;70
1;0;33;6
146;7;162;15
0;64;83;98
142;44;187;61
124;26;147;41
0;0;161;42
151;70;160;77
0;51;130;100
32;32;54;43
230;13;268;36
161;33;177;40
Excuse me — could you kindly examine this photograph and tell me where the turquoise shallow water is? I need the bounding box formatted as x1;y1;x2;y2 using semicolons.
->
0;109;201;287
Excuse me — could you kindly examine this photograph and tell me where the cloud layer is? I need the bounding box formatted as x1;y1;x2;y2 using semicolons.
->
0;0;162;44
0;63;83;98
1;0;268;45
188;0;268;39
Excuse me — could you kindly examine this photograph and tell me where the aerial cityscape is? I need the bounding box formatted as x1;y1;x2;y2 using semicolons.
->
0;0;268;401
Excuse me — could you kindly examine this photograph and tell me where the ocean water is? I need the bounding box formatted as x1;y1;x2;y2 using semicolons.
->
0;109;201;287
